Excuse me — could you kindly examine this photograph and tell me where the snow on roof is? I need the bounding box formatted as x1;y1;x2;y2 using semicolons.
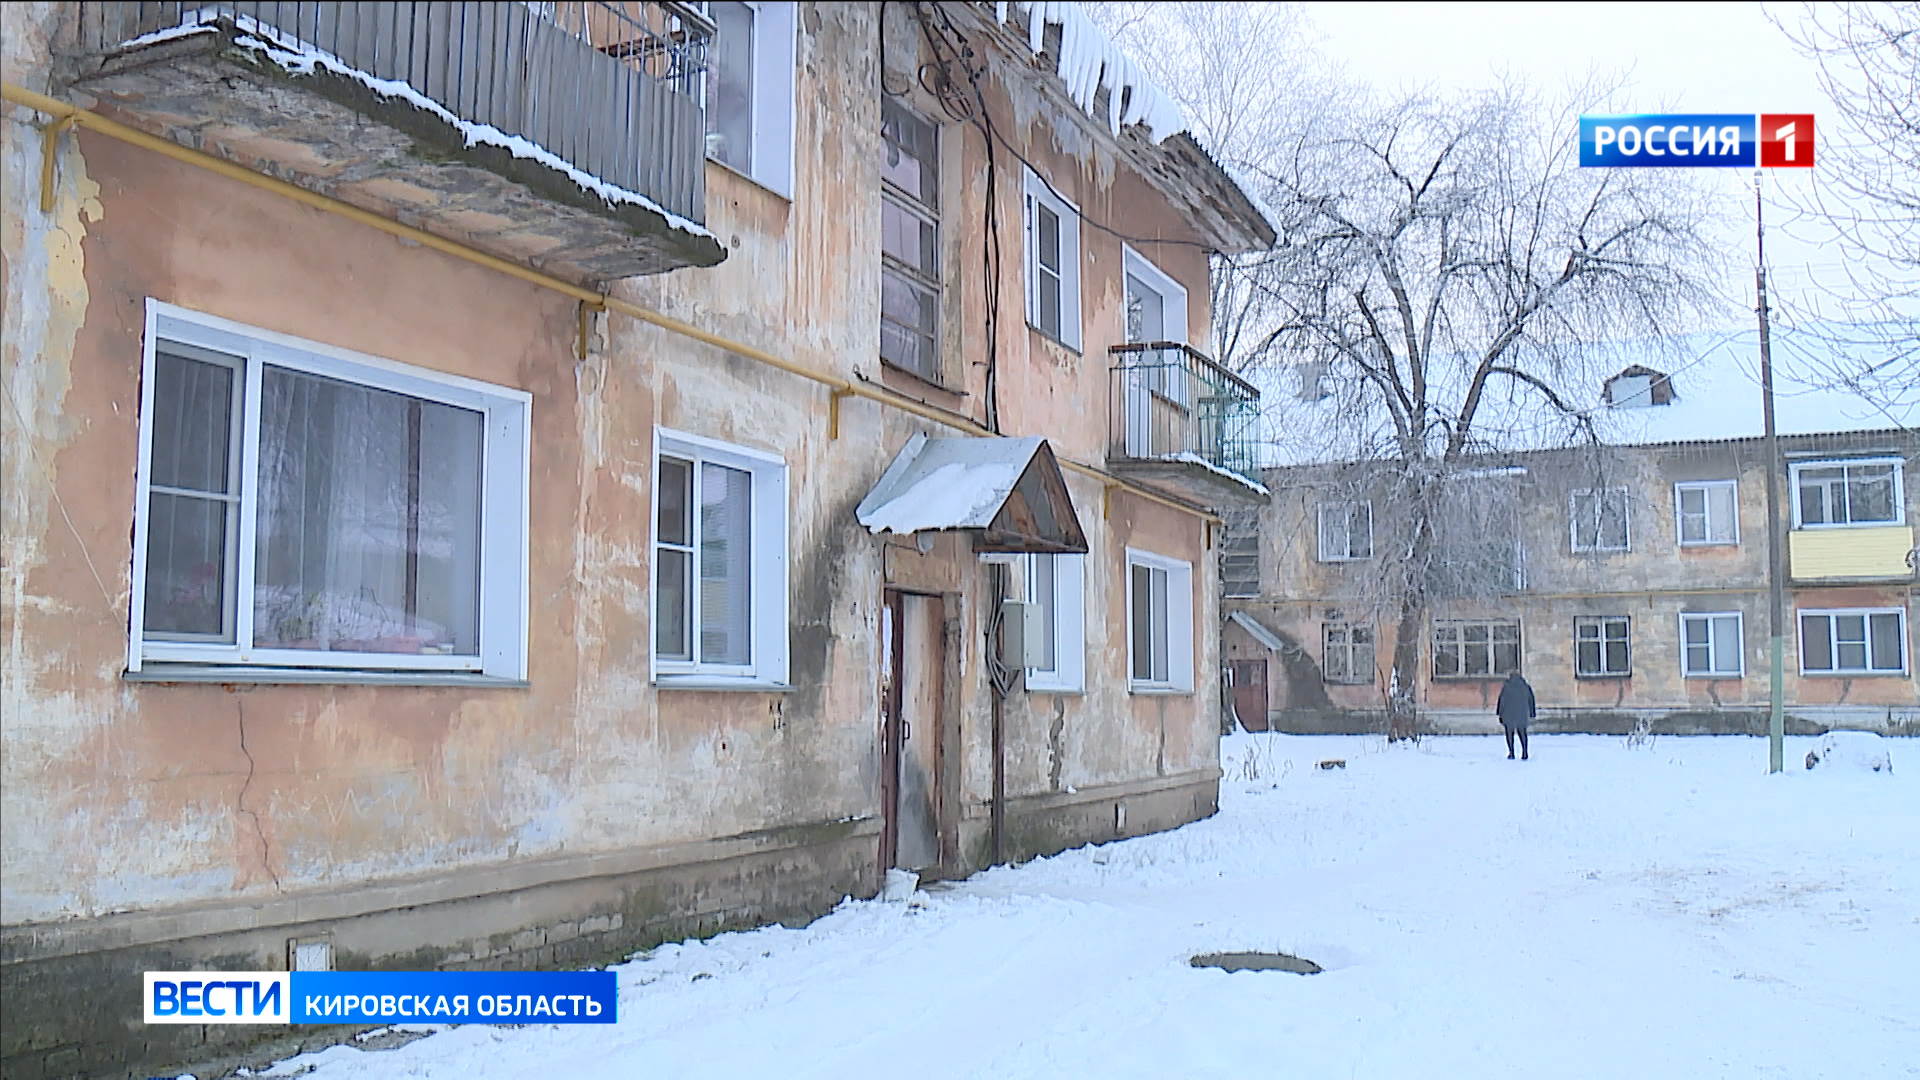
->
856;434;1045;535
149;8;713;239
1259;327;1914;469
1226;611;1287;652
994;1;1187;144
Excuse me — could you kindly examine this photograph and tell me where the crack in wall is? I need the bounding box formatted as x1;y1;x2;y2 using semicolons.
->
232;693;283;891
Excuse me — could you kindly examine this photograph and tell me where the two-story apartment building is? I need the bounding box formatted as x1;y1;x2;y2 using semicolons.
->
1;2;1272;1075
1225;343;1919;737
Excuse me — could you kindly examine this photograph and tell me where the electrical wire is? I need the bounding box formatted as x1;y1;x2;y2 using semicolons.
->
917;3;1227;254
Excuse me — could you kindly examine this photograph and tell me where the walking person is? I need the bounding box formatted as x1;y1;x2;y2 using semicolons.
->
1496;670;1536;760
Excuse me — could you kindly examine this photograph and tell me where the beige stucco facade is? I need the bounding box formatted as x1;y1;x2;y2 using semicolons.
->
1227;434;1920;735
2;4;1267;1076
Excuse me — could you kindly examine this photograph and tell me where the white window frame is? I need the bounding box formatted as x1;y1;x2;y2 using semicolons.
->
1124;548;1194;693
1023;552;1085;693
650;427;790;689
129;300;531;679
1316;500;1373;562
1569;487;1631;553
1674;480;1739;546
1678;611;1745;678
1789;456;1906;529
1121;245;1187;346
1023;166;1082;351
1121;245;1190;410
1798;607;1909;676
704;1;796;198
1574;615;1632;678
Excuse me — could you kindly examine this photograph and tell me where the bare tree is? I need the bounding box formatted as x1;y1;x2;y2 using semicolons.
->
1234;83;1722;740
1767;1;1919;417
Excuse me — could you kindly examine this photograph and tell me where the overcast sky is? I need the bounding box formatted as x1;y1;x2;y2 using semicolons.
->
1303;1;1846;321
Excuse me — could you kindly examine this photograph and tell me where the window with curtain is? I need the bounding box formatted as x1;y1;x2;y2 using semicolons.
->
1799;609;1906;675
1317;500;1373;561
1571;487;1631;552
1679;612;1744;677
132;304;529;678
1675;480;1738;545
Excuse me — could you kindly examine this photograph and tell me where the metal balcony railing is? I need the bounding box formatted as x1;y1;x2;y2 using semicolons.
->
1108;341;1261;485
76;1;714;222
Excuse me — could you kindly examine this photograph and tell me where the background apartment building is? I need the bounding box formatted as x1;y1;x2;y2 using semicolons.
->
1225;343;1919;736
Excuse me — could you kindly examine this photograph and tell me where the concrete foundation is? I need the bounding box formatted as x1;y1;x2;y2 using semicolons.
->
2;818;879;1080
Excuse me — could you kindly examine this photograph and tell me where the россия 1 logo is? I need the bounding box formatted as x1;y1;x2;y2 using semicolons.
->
1579;114;1813;168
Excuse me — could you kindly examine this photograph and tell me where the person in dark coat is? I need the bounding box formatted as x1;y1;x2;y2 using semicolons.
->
1496;670;1536;760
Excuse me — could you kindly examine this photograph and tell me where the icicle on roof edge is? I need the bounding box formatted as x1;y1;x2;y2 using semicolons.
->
995;1;1187;144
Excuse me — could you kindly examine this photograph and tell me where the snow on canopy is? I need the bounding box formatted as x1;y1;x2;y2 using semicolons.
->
994;1;1187;144
1257;326;1914;469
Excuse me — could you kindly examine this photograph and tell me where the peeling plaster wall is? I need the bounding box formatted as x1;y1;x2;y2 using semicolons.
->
2;0;1224;937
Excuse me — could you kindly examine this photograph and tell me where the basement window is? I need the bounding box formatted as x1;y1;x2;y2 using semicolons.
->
130;302;530;679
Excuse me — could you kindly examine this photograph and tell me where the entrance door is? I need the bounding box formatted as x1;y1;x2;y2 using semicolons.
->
881;591;943;872
1230;659;1269;732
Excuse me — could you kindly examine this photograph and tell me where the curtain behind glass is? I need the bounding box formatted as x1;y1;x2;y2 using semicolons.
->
253;367;482;655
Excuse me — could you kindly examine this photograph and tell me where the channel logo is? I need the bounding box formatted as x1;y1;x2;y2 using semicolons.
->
1579;114;1813;169
144;972;289;1024
143;970;617;1025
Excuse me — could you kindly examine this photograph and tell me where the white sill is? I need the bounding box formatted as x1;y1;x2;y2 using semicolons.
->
1678;541;1740;548
1800;670;1908;678
1682;672;1745;679
1025;681;1085;695
1792;521;1905;530
124;666;528;687
1025;322;1083;356
1571;547;1632;555
706;155;792;202
1317;555;1373;563
1129;684;1193;696
654;674;795;692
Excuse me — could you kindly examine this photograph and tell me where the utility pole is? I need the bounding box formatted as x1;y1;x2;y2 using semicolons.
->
1755;170;1785;774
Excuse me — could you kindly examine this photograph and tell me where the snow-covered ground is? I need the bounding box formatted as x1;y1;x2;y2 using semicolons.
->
243;735;1917;1079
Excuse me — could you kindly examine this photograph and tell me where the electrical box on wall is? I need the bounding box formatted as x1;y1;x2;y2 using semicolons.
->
999;600;1047;669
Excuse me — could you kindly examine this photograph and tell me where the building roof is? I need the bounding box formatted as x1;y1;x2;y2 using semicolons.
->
1260;327;1915;470
967;2;1277;253
856;434;1090;553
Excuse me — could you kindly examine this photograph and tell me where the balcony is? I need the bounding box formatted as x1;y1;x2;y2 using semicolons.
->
1789;525;1918;583
1107;342;1267;508
64;1;726;280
